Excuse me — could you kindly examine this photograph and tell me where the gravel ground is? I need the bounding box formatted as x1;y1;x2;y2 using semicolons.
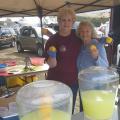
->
0;45;38;64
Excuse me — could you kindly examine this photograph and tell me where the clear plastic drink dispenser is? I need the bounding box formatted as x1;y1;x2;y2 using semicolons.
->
16;80;73;120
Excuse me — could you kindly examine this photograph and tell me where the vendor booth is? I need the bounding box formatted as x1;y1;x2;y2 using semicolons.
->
0;0;120;120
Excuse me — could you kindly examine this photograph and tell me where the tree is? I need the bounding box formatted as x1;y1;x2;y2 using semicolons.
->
76;16;109;27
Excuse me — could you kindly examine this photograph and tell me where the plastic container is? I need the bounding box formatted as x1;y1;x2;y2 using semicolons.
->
16;80;73;120
0;64;7;72
78;66;119;120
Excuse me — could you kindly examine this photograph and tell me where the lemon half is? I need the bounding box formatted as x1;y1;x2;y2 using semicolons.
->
90;45;97;51
49;46;56;52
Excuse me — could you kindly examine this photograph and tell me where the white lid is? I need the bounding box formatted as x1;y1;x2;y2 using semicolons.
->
78;66;119;84
16;80;72;108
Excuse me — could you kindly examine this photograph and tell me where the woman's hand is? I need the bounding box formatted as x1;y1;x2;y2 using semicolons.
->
89;45;99;59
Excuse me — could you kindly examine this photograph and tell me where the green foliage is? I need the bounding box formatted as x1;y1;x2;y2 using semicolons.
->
0;21;4;26
76;16;109;27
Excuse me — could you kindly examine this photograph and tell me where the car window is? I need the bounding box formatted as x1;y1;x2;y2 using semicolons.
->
0;28;12;36
30;29;36;37
22;29;30;36
1;28;11;34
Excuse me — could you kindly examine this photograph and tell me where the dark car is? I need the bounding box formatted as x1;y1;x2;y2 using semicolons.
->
16;26;55;56
0;27;15;47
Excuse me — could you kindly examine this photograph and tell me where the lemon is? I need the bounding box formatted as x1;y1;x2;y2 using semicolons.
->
40;105;52;114
106;37;112;44
39;95;52;119
49;46;56;52
90;45;97;51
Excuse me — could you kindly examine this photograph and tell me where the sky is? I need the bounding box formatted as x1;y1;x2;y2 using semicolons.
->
77;9;111;18
0;17;40;25
0;16;58;26
0;9;110;26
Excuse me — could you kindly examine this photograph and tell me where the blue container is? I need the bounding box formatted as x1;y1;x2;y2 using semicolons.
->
0;64;7;68
1;115;19;120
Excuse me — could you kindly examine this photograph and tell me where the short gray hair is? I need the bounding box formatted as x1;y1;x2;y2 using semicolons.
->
76;20;98;39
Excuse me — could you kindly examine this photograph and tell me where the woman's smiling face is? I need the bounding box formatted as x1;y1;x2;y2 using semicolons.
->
79;25;92;45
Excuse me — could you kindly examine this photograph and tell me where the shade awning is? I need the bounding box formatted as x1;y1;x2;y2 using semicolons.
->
0;0;120;17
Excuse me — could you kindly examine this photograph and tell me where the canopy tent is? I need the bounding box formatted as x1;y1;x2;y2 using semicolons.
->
0;0;120;58
0;0;120;17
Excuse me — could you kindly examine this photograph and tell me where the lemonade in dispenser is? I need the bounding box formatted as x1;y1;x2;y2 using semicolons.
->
16;80;73;120
78;66;119;120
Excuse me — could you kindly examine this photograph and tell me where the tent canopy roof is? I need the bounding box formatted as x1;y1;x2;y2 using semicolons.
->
0;0;120;17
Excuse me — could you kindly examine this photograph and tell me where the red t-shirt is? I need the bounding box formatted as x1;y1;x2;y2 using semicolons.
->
45;32;82;86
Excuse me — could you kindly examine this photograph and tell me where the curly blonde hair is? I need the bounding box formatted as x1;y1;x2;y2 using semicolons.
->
76;20;98;39
57;7;76;23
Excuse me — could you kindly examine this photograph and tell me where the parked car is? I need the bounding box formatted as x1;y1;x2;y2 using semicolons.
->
16;26;55;56
8;28;17;40
0;27;16;47
48;23;59;32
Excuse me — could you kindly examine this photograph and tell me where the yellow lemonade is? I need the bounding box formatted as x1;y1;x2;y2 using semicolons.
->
20;109;71;120
81;90;115;120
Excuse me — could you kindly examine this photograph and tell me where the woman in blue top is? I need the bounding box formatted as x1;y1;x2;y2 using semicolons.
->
76;21;109;72
76;21;109;112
